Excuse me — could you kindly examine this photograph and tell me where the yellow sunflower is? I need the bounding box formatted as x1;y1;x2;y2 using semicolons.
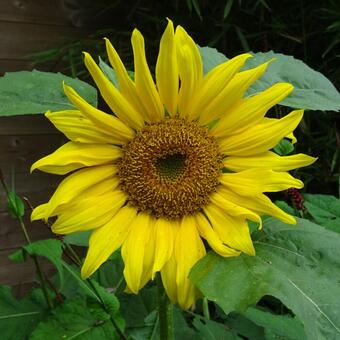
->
31;20;316;309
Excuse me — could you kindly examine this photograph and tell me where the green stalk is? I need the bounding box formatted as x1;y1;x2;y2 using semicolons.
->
202;297;210;320
157;275;173;340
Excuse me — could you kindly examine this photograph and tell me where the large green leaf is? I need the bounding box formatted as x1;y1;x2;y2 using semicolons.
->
29;297;121;340
244;51;340;111
0;286;46;340
198;46;228;74
0;70;97;116
190;217;340;340
304;194;340;232
10;239;64;288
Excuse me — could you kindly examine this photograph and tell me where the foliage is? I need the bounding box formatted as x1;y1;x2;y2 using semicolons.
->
0;70;97;116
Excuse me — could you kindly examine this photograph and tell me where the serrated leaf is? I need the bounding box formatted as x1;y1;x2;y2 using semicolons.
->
0;285;46;340
7;191;25;218
10;239;64;289
190;217;340;340
0;70;97;116
198;46;228;74
243;307;307;340
304;194;340;232
244;51;340;111
30;298;120;340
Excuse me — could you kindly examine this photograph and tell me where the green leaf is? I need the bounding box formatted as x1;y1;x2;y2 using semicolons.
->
198;46;228;74
190;217;340;340
273;139;294;155
0;70;97;116
304;194;340;232
0;285;46;340
244;51;340;111
30;297;121;340
192;315;241;339
9;239;64;288
7;191;25;218
64;230;91;246
274;200;298;216
243;307;307;340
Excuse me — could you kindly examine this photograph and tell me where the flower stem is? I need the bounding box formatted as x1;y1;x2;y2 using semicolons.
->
157;275;173;340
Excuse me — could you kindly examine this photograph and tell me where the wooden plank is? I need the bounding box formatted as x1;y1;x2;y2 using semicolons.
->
0;211;54;250
0;115;61;135
0;0;70;26
0;21;85;60
0;134;66;173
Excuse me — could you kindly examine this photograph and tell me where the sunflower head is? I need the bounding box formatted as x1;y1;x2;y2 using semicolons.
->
31;19;316;309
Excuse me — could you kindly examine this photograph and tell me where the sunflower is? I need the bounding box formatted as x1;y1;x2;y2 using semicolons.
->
31;20;316;309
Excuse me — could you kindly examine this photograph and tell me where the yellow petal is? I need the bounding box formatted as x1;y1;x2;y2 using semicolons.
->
46;110;127;145
152;217;176;279
156;19;178;116
63;84;135;141
83;52;145;129
211;83;294;137
31;142;122;175
175;216;206;309
195;212;240;257
223;151;317;172
175;26;203;119
204;204;255;256
216;188;296;225
81;206;137;279
220;169;303;196
161;255;178;304
219;109;304;156
36;165;117;219
190;53;252;120
121;212;154;293
105;38;150;120
51;190;126;234
131;29;164;122
210;191;262;228
198;60;273;125
31;177;120;221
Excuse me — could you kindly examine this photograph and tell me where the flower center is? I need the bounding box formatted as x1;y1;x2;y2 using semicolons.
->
118;118;222;220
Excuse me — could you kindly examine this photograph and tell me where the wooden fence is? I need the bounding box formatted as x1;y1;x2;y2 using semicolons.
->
0;0;86;296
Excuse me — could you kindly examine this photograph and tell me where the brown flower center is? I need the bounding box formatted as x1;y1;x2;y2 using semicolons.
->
118;118;222;220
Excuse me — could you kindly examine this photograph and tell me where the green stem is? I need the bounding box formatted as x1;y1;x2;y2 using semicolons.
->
18;218;54;309
157;275;173;340
202;297;210;320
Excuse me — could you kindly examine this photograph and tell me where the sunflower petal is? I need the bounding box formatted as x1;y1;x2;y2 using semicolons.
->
161;255;178;304
46;110;127;145
198;60;273;125
152;218;176;279
32;165;116;220
31;142;122;175
156;19;178;116
63;84;135;141
51;190;126;234
190;53;252;120
223;151;317;172
175;216;206;309
204;204;255;256
131;29;164;122
220;169;303;196
195;212;240;257
121;212;154;293
219;109;304;156
217;188;296;224
81;206;137;279
83;52;145;129
210;83;294;137
175;26;203;119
